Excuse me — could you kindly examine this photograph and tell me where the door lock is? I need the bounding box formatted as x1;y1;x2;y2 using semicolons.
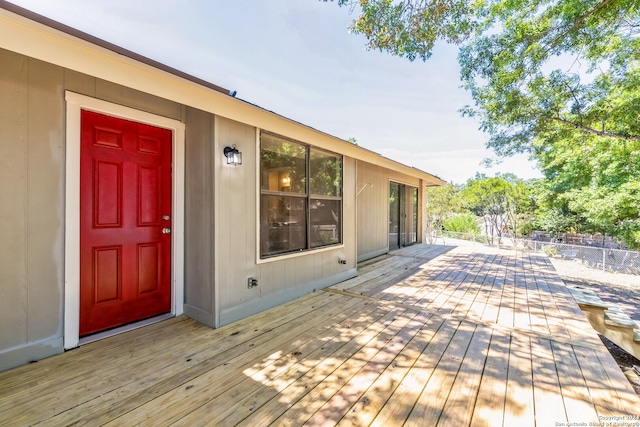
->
162;228;171;234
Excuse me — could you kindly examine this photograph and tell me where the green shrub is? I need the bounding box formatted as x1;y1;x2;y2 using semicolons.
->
543;245;559;257
443;213;481;234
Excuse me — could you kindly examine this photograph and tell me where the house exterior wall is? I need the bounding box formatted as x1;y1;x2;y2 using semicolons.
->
0;49;199;370
0;5;442;371
214;117;357;326
0;47;368;370
182;106;216;327
356;160;423;262
0;50;65;370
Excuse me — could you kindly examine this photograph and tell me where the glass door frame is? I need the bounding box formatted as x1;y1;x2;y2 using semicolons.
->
389;182;418;250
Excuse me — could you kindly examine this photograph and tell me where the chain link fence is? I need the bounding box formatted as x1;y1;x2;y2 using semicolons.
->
436;231;640;275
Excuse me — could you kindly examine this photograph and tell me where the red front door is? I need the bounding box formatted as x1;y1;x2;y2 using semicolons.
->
80;110;172;336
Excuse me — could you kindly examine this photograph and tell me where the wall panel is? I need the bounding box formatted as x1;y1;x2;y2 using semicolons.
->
0;49;29;353
96;80;182;121
183;106;215;326
216;121;357;325
356;160;421;262
0;48;188;371
26;58;64;342
215;117;258;313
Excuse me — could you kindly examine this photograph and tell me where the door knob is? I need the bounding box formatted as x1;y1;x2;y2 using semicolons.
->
162;228;171;234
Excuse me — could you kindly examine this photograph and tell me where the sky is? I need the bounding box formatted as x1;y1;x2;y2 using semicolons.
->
8;0;542;184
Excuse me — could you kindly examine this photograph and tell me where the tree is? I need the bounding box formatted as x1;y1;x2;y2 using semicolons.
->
500;173;536;238
461;174;532;245
328;0;479;61
443;213;481;234
534;131;640;248
424;183;462;243
526;178;582;236
329;0;640;248
329;0;639;150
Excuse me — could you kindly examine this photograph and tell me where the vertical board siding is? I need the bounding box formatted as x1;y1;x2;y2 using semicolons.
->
0;49;29;351
95;80;183;121
216;120;357;323
216;117;258;311
0;48;189;370
184;107;215;322
63;69;96;97
343;157;357;265
26;58;65;342
356;161;421;262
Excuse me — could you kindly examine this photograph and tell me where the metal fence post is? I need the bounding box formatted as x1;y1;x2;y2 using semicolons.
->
602;249;606;271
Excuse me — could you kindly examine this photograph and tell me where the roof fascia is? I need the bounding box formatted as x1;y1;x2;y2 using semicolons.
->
0;1;444;186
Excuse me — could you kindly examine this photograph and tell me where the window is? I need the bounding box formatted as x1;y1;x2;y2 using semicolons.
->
260;132;342;257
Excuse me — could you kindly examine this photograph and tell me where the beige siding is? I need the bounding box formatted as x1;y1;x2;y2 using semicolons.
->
26;59;65;343
95;79;183;121
0;30;437;370
356;160;422;262
215;118;357;325
0;49;29;353
215;117;259;318
0;53;68;370
64;68;96;96
0;56;64;347
0;48;189;371
183;107;215;326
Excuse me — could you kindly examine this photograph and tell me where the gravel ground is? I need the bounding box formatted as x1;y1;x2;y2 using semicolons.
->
550;257;640;397
550;257;640;319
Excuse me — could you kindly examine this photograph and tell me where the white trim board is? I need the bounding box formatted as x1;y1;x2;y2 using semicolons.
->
64;91;185;349
0;8;443;187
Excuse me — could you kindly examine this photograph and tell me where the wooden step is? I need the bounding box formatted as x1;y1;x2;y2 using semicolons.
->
569;286;640;342
568;286;640;357
604;307;637;329
567;287;609;309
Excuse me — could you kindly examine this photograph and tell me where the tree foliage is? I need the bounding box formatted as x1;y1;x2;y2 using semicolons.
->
329;0;640;249
461;174;532;244
331;0;640;149
443;213;482;234
460;0;640;157
329;0;480;61
424;183;463;243
532;132;640;248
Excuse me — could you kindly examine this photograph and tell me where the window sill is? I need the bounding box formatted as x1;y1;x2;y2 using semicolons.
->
257;243;345;264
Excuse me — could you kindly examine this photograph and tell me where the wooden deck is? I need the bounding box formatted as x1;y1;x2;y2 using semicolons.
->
2;244;639;426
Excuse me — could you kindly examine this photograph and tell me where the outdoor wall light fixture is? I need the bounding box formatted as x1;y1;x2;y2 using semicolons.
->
223;145;242;166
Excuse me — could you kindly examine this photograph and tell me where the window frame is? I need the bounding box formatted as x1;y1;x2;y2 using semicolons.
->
259;131;343;259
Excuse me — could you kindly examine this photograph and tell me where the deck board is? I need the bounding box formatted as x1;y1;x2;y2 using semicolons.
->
503;334;535;427
436;324;491;427
1;243;639;426
530;337;568;426
470;330;511;427
404;320;476;426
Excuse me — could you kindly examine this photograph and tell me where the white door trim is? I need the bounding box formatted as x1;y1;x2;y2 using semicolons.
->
64;91;185;349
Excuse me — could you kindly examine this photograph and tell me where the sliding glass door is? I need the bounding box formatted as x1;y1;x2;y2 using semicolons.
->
389;182;418;250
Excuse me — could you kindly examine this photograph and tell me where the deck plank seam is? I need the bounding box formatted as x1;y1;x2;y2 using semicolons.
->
322;288;607;352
